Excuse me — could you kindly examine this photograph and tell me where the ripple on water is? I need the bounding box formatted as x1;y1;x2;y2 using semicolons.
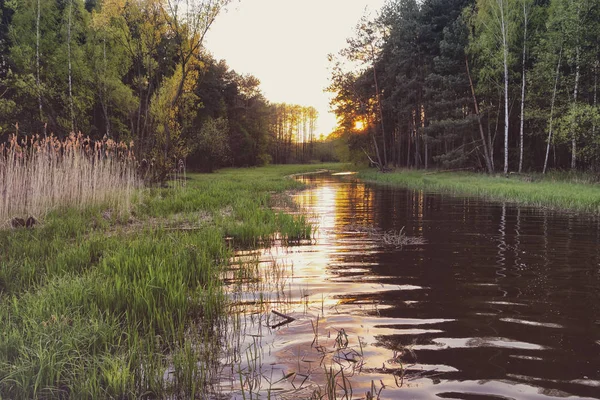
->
217;173;600;399
500;318;563;329
413;337;546;351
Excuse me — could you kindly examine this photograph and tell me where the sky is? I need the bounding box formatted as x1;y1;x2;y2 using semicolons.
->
204;0;386;138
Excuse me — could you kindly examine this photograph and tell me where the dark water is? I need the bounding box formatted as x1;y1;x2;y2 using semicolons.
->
219;173;600;399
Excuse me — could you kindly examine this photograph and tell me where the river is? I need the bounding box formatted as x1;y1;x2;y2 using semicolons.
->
217;172;600;399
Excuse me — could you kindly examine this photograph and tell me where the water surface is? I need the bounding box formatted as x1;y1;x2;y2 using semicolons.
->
219;173;600;399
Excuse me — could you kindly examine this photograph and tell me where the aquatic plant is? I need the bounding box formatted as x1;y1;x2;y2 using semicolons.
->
345;223;426;248
0;132;139;226
0;164;335;398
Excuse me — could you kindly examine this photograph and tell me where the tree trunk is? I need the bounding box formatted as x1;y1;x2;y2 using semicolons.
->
518;1;528;173
164;61;186;160
102;37;111;137
593;58;598;169
394;126;401;167
141;52;155;156
570;2;582;171
593;59;598;137
424;133;428;169
499;0;510;175
543;46;562;174
372;59;387;166
371;125;384;169
135;56;142;141
36;0;42;124
466;54;493;173
571;45;580;170
67;0;75;133
422;104;428;169
406;123;412;168
492;91;502;170
413;109;420;168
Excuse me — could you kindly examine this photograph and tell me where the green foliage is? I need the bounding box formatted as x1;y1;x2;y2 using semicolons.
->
555;104;600;162
0;163;339;397
469;0;519;87
192;116;230;171
329;0;600;172
0;0;321;181
267;102;319;164
427;13;478;168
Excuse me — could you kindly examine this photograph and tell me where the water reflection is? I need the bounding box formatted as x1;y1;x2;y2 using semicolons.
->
218;173;600;399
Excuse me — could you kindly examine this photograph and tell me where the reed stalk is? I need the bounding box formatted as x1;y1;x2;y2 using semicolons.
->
0;133;139;225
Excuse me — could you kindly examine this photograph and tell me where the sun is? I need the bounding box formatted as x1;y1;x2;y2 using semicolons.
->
354;120;366;131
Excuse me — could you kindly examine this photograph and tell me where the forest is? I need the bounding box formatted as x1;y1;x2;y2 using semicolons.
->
0;0;321;178
2;0;599;177
329;0;600;174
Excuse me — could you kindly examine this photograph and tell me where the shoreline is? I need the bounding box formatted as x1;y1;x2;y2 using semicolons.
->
355;168;600;215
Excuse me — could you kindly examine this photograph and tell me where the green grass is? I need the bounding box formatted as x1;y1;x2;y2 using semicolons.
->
357;168;600;214
0;163;343;399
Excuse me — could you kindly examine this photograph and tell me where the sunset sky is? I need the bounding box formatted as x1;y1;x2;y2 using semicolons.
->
205;0;386;138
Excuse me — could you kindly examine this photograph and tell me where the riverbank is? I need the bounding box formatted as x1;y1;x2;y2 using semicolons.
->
0;163;341;399
357;168;600;214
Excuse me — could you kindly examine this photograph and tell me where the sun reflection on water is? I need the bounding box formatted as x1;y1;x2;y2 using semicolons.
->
216;172;600;400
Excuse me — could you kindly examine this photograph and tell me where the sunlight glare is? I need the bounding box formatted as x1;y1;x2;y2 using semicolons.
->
354;120;366;131
205;0;387;137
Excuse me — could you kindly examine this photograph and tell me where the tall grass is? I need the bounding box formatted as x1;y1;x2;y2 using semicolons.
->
0;133;139;224
0;163;336;398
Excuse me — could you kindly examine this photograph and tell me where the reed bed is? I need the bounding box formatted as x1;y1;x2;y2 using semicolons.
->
0;133;139;225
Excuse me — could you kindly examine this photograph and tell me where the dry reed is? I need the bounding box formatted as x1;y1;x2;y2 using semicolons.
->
0;132;139;225
345;224;426;247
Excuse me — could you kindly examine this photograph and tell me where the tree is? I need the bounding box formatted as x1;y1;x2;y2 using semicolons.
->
471;0;518;175
0;1;16;134
66;0;75;132
517;0;533;173
542;45;562;174
88;3;138;139
7;0;60;133
327;56;383;167
7;0;95;134
555;103;600;165
379;0;422;168
419;0;493;172
95;0;168;149
0;0;321;179
192;116;230;171
160;0;231;160
419;0;474;169
56;0;93;134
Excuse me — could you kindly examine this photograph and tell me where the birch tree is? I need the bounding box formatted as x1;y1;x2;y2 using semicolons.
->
7;0;61;132
67;0;74;132
569;0;582;170
472;0;518;175
518;0;533;172
542;46;562;174
36;0;41;123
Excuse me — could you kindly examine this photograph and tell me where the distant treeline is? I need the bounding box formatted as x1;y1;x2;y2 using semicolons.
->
329;0;600;173
0;0;322;175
